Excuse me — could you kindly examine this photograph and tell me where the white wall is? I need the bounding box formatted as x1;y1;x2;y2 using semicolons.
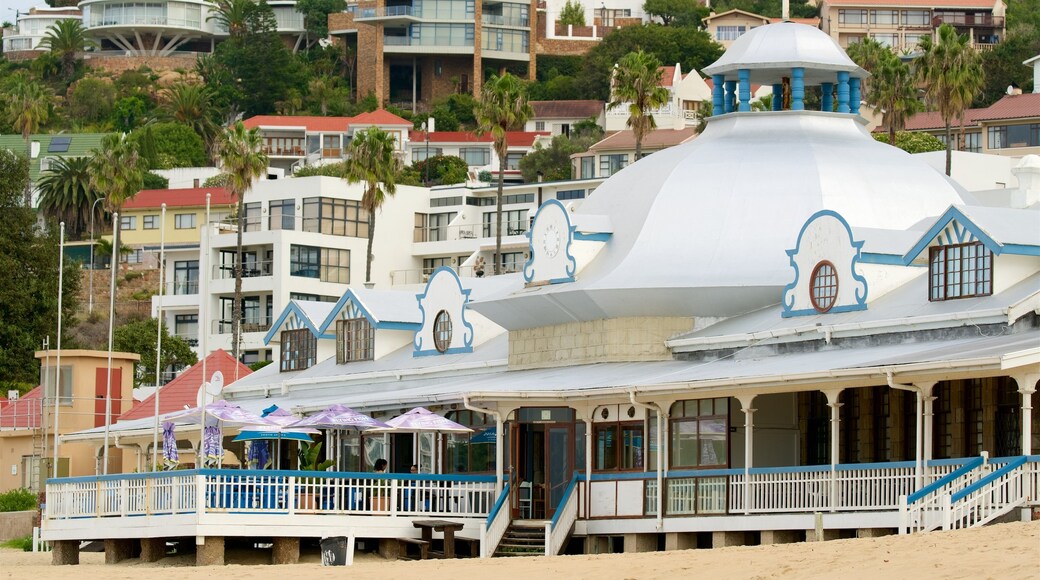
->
153;167;222;190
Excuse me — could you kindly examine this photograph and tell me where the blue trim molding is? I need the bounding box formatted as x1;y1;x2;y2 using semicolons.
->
523;199;578;285
413;267;475;356
317;289;421;337
901;206;1014;265
264;301;325;345
782;210;868;318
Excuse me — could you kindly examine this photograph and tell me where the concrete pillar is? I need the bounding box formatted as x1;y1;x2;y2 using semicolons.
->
772;83;783;110
712;74;725;115
724;80;737;113
623;533;657;553
849;78;861;115
712;531;749;548
196;537;225;566
378;537;402;560
585;535;610;554
664;532;697;551
51;540;80;565
791;67;805;110
836;71;850;113
272;537;300;564
104;538;135;564
806;528;840;542
856;528;895;538
1012;372;1039;455
825;389;844;511
140;538;166;563
760;530;801;544
738;68;751;112
821;82;834;111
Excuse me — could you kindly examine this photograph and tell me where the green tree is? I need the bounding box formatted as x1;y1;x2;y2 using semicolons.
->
873;131;945;154
869;52;922;147
6;76;52;206
0;150;81;385
474;73;533;275
608;50;670;160
975;25;1040;106
295;0;346;40
518;122;603;182
642;0;708;27
90;133;144;214
39;19;95;82
111;96;148;133
130;122;208;168
216;122;268;362
67;77;117;124
36;156;102;239
410;155;470;186
307;76;345;116
158;82;219;153
845;37;888;97
207;0;254;38
1006;0;1040;30
345;126;398;284
916;24;985;176
114;318;198;388
559;0;586;26
580;24;722;100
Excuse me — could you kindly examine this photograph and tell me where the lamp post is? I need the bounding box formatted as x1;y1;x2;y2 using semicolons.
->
88;196;106;315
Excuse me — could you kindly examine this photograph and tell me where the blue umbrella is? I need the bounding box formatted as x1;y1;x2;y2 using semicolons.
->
233;430;314;443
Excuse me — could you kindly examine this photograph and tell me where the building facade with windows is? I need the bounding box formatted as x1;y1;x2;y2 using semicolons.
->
900;92;1040;158
818;0;1006;51
605;63;715;132
702;9;820;49
0;133;106;208
1;7;82;54
524;100;605;137
404;130;550;182
44;22;1040;561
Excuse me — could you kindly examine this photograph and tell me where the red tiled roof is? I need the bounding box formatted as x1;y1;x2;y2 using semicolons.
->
822;0;995;6
589;127;699;151
530;100;604;120
123;187;234;210
119;350;252;422
972;93;1040;122
409;131;549;147
0;386;42;429
350;109;413;126
659;66;677;87
244;115;353;132
769;17;821;25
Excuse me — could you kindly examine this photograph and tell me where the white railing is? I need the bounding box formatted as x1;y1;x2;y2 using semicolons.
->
479;482;511;558
545;473;579;556
899;455;988;534
212;260;273;280
46;469;496;521
944;457;1028;531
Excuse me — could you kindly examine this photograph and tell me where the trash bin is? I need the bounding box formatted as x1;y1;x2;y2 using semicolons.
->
320;536;348;566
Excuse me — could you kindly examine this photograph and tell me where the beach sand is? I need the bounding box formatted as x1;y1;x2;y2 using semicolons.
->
3;520;1038;580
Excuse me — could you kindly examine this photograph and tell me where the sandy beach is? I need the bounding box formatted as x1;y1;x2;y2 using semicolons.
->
3;521;1038;580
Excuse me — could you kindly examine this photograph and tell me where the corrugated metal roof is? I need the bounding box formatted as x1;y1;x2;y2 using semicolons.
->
0;133;106;184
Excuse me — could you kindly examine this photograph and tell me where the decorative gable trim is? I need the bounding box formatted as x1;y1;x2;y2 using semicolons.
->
317;290;421;337
782;210;868;318
413;267;475;357
264;301;325;345
523;199;578;285
902;206;1002;265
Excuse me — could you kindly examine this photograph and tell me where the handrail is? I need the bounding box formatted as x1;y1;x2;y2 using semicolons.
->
951;456;1026;503
48;468;497;485
485;481;510;528
545;472;581;556
550;472;580;528
907;455;984;504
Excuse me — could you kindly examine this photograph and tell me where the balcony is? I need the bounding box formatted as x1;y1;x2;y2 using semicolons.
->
482;14;529;27
85;15;205;32
213;260;274;280
933;13;1004;29
213;317;273;335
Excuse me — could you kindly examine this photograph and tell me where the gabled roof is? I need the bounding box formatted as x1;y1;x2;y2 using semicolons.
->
243;115;353;132
122;187;234;210
588;127;699;152
659;65;678;87
703;9;770;24
902;108;987;131
265;300;338;343
0;386;41;429
408;131;549;147
530;100;604;120
972;93;1040;122
902;205;1040;264
317;288;423;336
350;109;413;126
0;133;106;183
118;350;252;422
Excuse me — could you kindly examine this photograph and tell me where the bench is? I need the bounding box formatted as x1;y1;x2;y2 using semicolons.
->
455;535;481;558
398;537;431;560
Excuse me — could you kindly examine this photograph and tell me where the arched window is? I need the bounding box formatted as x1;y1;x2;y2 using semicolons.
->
434;310;452;353
810;261;838;313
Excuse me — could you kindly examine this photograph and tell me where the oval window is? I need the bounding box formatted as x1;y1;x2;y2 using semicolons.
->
810;261;838;313
433;310;452;353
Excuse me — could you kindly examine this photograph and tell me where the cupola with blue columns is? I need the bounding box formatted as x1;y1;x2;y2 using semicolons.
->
703;21;869;116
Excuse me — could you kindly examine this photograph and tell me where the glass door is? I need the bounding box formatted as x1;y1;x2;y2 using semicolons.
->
545;424;574;519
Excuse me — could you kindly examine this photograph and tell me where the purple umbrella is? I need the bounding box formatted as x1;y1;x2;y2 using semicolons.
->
162;421;179;469
290;404;390;430
167;400;272;427
379;407;472;433
202;425;223;467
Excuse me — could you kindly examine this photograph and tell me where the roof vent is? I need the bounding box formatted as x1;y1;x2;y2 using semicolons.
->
7;390;18;401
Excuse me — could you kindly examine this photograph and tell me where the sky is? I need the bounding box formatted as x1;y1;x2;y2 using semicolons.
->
5;0;51;22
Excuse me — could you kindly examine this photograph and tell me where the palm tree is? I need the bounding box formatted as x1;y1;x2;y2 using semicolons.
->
207;0;253;38
916;24;984;176
39;19;95;82
845;38;888;96
159;82;219;153
89;133;143;214
216;122;268;362
474;73;532;275
6;77;52;206
37;156;103;239
344;126;398;285
307;77;337;116
871;52;922;148
607;50;670;161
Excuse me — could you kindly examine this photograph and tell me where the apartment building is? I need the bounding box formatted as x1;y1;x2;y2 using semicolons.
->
406;130;550;182
525;100;605;137
335;0;538;108
900;92;1040;158
818;0;1006;51
605;63;713;131
702;9;820;49
536;0;645;45
76;0;307;56
1;6;82;54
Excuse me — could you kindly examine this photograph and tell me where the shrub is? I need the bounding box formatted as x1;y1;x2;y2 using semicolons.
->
0;488;36;512
0;535;33;551
124;271;143;282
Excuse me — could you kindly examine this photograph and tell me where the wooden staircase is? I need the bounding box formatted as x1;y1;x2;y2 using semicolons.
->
493;523;545;557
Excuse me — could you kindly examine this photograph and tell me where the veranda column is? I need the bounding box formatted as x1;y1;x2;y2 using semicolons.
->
737;395;757;515
495;413;504;494
712;74;725;115
920;382;937;474
738;69;751;112
790;67;805;110
1011;372;1039;455
824;389;844;511
836;71;850;114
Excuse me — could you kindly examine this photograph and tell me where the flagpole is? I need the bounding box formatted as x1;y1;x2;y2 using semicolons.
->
152;204;166;470
102;214;120;475
197;194;211;466
52;223;65;479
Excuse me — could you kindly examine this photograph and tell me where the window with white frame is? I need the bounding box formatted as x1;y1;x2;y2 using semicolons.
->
715;25;745;41
599;154;628;177
412;147;443;162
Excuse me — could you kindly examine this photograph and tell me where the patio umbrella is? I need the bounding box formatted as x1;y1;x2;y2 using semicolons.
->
162;421;179;470
246;440;270;470
290;404;391;470
165;400;272;427
202;425;222;467
373;407;473;473
233;406;318;468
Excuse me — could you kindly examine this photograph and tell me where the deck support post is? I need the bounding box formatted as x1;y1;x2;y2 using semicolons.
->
196;536;224;566
140;538;166;562
272;537;300;564
1011;372;1039;455
51;540;79;565
823;389;844;511
104;538;135;564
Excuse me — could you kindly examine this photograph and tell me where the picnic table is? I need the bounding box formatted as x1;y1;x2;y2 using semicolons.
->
412;519;465;559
